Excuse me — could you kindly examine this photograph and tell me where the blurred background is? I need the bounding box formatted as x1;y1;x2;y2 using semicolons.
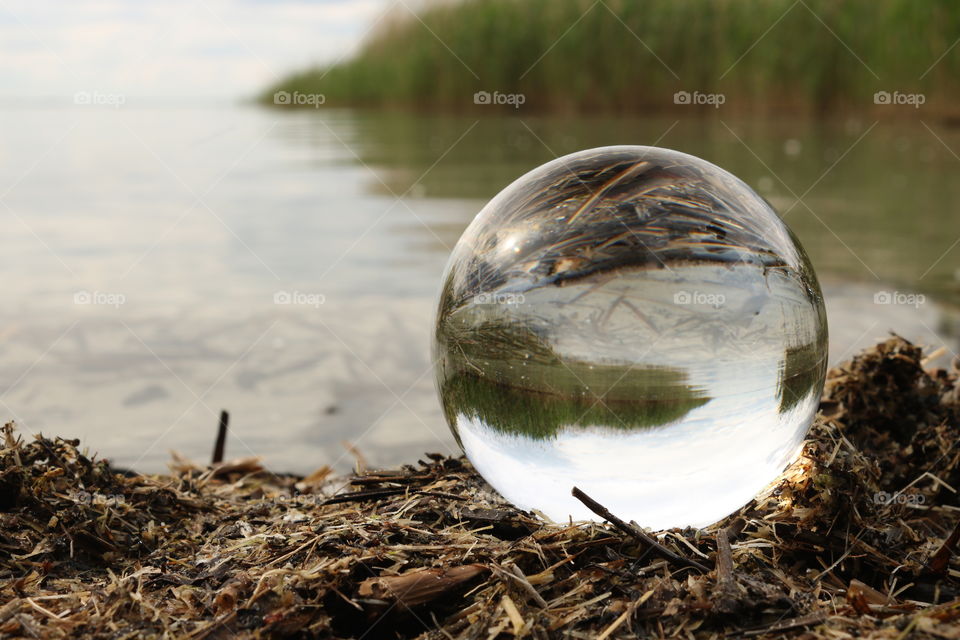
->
0;0;958;473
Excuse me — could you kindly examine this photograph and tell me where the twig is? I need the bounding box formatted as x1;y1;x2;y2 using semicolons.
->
323;488;406;505
0;599;21;625
928;519;960;575
814;530;864;580
500;562;548;608
921;346;947;367
717;527;734;582
415;490;468;501
597;589;654;640
212;410;229;465
500;594;526;635
713;526;740;613
350;474;435;486
571;487;709;572
341;440;367;473
323;488;465;506
739;611;829;637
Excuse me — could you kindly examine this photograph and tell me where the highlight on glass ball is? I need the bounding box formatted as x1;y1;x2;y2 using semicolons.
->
433;145;828;530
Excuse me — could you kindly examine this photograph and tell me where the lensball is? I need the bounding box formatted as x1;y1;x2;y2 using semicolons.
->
433;146;828;530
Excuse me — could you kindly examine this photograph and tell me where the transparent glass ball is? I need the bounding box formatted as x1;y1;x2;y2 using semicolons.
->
433;146;828;530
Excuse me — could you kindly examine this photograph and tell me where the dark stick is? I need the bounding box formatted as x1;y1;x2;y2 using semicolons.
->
212;410;229;465
715;526;734;583
712;526;739;612
349;474;435;486
322;488;467;506
323;488;406;505
572;486;709;572
740;612;828;637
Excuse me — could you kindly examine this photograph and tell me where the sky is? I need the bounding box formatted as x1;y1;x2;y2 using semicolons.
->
0;0;392;101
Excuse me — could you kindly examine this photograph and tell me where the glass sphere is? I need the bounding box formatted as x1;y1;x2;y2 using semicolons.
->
433;146;828;530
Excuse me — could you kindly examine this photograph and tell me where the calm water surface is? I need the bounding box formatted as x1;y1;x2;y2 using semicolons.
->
0;104;957;472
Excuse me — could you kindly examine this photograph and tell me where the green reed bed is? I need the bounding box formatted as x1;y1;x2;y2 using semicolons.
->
261;0;960;114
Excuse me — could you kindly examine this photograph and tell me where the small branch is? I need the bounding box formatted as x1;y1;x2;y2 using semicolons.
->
928;519;960;575
715;526;734;584
323;487;466;506
495;562;547;608
350;474;434;486
571;487;709;572
740;611;829;637
323;488;406;505
712;526;740;613
211;410;229;465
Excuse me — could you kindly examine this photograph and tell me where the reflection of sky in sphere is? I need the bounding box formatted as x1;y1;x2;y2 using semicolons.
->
457;383;818;529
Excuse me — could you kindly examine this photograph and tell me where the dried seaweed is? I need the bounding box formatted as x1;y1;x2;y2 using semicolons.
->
1;334;958;639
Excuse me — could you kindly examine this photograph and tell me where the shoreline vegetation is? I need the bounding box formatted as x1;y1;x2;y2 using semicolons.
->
1;336;959;638
437;319;712;438
260;0;960;117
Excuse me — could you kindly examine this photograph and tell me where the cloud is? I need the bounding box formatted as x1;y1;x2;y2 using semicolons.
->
0;0;389;99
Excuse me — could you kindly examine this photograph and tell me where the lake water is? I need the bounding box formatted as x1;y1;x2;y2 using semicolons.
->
0;104;957;473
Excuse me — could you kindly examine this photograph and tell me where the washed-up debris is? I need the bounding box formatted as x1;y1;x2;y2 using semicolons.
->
0;334;958;639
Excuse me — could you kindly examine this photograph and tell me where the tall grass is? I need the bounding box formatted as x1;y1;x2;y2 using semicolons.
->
261;0;960;113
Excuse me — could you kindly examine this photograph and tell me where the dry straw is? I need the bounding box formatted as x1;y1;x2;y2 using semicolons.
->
1;335;958;638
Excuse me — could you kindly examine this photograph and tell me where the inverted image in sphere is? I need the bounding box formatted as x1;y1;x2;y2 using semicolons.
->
433;146;828;530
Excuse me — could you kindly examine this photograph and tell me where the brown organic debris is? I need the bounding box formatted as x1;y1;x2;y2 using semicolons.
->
0;334;958;638
358;564;488;608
